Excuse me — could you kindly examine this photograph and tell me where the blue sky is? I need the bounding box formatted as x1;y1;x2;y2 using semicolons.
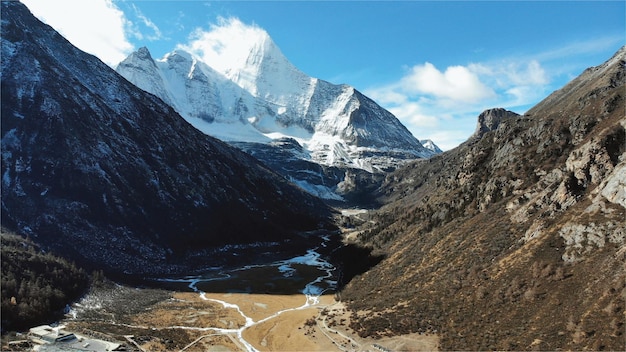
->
21;0;625;150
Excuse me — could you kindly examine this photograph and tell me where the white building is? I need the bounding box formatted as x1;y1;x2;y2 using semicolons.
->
28;325;124;351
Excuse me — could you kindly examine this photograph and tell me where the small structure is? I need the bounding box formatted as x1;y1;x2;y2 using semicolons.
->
28;325;76;345
28;325;124;351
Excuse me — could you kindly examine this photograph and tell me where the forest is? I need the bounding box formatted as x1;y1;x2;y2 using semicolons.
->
1;229;90;331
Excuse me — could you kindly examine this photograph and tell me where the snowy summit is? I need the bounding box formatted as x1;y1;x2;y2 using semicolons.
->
116;18;435;174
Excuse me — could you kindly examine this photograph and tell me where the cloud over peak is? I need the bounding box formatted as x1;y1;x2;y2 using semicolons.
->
365;57;554;151
179;17;270;76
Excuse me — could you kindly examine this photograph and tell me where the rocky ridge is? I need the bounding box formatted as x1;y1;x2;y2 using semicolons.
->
340;46;625;350
471;107;520;139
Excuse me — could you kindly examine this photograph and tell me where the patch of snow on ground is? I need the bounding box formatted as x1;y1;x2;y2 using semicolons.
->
340;208;368;216
289;178;344;201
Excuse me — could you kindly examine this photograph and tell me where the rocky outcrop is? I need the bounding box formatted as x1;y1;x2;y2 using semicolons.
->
472;107;520;139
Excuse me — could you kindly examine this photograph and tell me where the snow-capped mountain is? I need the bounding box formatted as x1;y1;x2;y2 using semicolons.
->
117;47;271;143
420;139;443;154
116;20;434;202
1;2;333;275
117;44;432;169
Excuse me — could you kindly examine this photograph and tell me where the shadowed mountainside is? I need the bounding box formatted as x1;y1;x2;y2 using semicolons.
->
1;1;335;277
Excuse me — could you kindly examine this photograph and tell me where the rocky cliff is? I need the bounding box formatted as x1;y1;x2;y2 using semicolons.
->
472;107;520;139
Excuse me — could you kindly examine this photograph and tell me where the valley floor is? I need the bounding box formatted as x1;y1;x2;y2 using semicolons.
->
2;215;440;351
43;285;439;352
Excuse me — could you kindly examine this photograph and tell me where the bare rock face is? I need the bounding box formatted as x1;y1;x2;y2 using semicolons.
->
597;161;626;207
472;107;520;139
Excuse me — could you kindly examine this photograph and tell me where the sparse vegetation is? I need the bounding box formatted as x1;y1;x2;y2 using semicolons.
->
340;50;626;350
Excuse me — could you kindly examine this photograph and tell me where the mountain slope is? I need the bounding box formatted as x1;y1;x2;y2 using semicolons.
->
1;1;334;276
117;47;270;143
341;47;625;350
116;23;435;202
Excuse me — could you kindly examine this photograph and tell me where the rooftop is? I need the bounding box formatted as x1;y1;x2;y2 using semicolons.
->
28;325;124;351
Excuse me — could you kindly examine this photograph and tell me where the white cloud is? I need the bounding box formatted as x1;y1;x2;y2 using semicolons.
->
469;60;548;89
366;88;407;106
128;3;163;42
179;17;267;75
387;102;440;129
364;61;500;151
367;37;623;151
365;56;556;151
424;129;475;152
400;62;496;104
21;0;134;67
517;60;548;85
467;59;550;108
533;36;624;62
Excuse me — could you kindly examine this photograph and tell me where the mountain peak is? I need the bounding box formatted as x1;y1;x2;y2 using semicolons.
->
116;46;155;68
420;139;443;154
164;49;194;62
232;33;307;100
118;19;430;169
181;17;300;97
136;46;153;60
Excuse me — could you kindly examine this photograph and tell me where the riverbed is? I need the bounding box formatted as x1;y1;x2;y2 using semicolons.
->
150;233;338;351
62;231;438;351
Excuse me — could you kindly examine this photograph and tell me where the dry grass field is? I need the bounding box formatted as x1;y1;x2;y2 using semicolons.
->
60;283;438;352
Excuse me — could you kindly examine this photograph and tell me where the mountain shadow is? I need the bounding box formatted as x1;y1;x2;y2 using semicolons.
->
1;1;335;279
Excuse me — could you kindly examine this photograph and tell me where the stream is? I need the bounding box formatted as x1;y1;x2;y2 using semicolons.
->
161;233;338;351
